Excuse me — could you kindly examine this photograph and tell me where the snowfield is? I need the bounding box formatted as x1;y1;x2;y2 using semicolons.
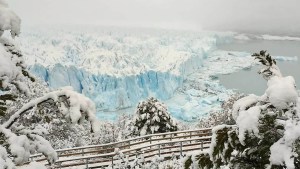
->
16;27;260;121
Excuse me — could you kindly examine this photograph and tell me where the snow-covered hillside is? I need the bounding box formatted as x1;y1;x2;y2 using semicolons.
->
17;27;253;121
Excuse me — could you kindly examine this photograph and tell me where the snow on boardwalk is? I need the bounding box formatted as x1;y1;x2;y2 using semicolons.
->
27;128;212;168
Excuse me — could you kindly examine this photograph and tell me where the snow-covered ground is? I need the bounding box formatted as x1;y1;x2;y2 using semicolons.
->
16;27;273;122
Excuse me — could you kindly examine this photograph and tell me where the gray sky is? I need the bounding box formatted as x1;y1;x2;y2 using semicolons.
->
8;0;300;35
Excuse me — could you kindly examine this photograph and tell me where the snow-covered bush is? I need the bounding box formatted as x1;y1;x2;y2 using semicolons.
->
107;148;144;169
90;113;133;146
148;154;183;169
196;94;241;128
110;151;183;169
131;97;177;136
0;2;100;168
185;51;300;169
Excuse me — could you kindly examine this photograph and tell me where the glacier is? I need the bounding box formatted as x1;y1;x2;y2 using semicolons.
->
18;27;254;122
31;63;183;111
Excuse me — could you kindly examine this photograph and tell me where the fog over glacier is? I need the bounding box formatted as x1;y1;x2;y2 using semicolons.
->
9;0;300;35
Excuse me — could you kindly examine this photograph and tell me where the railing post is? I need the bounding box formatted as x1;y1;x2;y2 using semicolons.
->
82;149;84;156
158;144;161;157
190;132;192;143
150;136;152;149
170;134;172;141
112;156;114;169
59;162;62;169
201;140;204;151
180;141;183;157
85;158;89;169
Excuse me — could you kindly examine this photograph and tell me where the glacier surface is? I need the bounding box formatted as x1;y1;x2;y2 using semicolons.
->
18;27;254;122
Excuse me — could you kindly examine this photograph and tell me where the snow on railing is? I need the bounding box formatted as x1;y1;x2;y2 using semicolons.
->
29;128;212;168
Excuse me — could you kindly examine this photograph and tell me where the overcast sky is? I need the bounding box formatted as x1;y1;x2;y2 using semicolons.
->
8;0;300;35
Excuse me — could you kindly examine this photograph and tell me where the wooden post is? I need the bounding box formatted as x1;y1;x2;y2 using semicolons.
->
150;136;152;149
190;132;192;143
85;158;89;169
158;144;161;157
82;149;84;156
180;141;183;157
112;156;114;169
201;140;204;151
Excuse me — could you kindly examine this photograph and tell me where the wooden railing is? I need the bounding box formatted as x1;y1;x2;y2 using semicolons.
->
29;128;212;168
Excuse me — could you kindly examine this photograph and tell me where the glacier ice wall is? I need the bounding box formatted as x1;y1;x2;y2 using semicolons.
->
20;27;237;121
30;63;183;111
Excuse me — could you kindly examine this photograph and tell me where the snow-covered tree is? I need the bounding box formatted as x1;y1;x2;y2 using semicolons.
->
0;0;21;38
131;97;177;136
185;50;300;169
0;2;100;168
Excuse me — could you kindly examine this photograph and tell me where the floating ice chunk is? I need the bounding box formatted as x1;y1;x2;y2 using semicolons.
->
260;34;300;41
273;56;298;61
234;34;250;40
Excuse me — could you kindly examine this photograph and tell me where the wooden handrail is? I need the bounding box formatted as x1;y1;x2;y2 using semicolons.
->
29;128;212;168
56;128;211;152
55;137;211;167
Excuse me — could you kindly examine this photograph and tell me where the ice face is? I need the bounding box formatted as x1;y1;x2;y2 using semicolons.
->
19;27;253;122
30;63;184;112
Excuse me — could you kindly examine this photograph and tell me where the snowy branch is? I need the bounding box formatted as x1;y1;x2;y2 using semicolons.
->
3;88;99;133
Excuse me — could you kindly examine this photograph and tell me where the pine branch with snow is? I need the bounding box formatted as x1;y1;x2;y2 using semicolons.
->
0;86;100;167
186;51;300;169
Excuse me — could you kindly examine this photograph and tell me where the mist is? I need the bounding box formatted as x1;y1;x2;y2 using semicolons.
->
8;0;300;35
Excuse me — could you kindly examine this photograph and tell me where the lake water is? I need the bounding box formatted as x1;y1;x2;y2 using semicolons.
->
218;39;300;95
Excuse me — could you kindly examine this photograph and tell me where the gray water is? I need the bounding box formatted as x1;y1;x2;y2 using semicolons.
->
218;39;300;95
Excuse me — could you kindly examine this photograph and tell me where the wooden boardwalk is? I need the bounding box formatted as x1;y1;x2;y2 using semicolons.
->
29;128;212;168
